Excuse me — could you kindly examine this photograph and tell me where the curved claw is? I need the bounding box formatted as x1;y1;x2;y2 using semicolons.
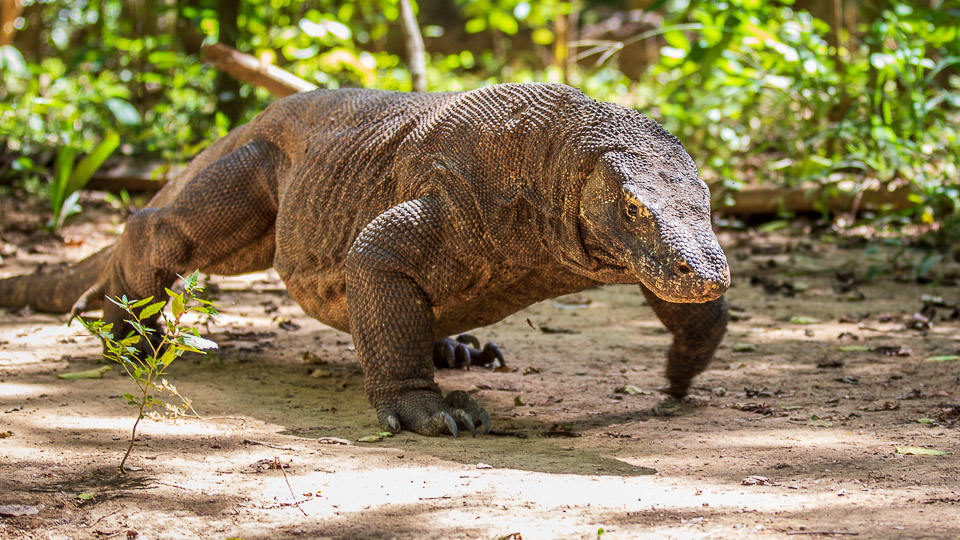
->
478;410;491;434
454;409;477;437
481;343;504;368
432;340;459;369
385;413;402;433
456;334;481;349
441;342;457;369
70;281;106;321
433;336;505;370
455;343;472;369
441;412;459;438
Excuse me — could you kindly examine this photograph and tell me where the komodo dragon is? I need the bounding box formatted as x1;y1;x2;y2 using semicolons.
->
0;83;730;437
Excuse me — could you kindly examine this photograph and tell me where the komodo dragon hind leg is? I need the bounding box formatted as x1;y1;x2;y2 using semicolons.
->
345;197;491;438
96;140;281;340
640;285;729;399
432;334;504;369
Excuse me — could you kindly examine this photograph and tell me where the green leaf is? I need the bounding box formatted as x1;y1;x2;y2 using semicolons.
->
76;493;94;501
836;345;871;352
790;316;821;325
59;366;112;380
925;355;959;362
465;17;486;33
732;342;757;352
157;347;177;369
532;28;554;45
184;269;200;291
916;418;935;424
181;333;218;350
130;296;154;309
138;300;167;320
757;220;789;233
895;446;951;456
51;146;77;213
172;295;185;318
106;98;141;127
67;132;120;195
663;30;690;52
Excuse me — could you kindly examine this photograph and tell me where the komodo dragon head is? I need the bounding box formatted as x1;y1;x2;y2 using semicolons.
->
573;109;730;303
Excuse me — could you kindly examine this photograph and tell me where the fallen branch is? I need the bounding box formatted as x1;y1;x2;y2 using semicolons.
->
276;457;308;517
201;42;317;98
86;161;182;193
710;182;912;216
243;438;297;451
786;532;859;536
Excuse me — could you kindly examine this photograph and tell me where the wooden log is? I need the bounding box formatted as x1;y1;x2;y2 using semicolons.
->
87;161;183;193
709;182;913;216
201;42;317;98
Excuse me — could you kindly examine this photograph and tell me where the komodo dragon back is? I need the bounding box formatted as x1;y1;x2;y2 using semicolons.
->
0;83;730;438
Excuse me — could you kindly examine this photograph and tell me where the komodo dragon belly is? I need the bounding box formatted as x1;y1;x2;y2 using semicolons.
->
277;256;595;339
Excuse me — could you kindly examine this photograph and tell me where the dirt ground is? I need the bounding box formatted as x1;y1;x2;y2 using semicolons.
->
0;198;958;539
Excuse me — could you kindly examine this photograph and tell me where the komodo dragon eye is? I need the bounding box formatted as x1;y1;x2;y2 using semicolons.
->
625;202;640;221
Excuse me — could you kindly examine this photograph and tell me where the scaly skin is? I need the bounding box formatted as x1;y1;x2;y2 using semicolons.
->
0;83;730;437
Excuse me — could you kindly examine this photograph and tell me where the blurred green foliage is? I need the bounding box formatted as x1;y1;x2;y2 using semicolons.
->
638;1;960;226
0;0;958;233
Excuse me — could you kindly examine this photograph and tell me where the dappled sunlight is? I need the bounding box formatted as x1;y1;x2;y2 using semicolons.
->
0;381;60;399
3;225;959;538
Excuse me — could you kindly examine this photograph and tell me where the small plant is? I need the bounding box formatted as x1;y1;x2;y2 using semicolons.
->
47;132;120;232
80;270;218;473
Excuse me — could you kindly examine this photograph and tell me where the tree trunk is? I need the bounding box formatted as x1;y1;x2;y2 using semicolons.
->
215;0;244;126
398;0;426;92
11;0;39;61
0;0;22;47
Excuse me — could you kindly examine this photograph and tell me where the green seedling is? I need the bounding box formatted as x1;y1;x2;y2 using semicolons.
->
80;270;218;473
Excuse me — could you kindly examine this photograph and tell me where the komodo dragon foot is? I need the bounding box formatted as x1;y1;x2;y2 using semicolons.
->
432;334;504;369
378;389;491;438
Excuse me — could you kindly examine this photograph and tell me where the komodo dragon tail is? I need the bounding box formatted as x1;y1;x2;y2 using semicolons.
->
0;245;115;314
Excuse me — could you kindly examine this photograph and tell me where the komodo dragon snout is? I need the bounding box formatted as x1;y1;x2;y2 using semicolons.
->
579;150;730;303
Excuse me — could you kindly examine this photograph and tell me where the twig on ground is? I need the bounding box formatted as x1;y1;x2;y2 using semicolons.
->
786;532;859;536
154;481;191;491
243;438;296;451
317;437;352;445
275;457;307;517
88;506;124;528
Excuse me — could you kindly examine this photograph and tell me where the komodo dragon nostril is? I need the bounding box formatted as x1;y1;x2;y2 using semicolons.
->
677;261;691;274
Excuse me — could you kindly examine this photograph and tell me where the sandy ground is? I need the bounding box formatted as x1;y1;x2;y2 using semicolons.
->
0;199;958;539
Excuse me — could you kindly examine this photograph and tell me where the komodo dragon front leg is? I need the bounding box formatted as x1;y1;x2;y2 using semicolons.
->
345;197;491;437
92;140;281;337
641;285;729;398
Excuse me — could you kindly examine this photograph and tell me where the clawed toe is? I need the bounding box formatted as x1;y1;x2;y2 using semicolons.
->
440;412;459;438
455;334;481;349
375;389;491;437
432;335;505;369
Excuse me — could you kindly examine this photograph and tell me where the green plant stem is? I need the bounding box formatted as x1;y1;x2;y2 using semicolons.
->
120;400;146;474
119;310;165;475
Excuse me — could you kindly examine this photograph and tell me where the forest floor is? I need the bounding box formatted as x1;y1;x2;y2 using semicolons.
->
0;197;958;539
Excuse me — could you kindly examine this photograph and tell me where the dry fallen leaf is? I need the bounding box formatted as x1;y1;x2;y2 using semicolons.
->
895;446;951;456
